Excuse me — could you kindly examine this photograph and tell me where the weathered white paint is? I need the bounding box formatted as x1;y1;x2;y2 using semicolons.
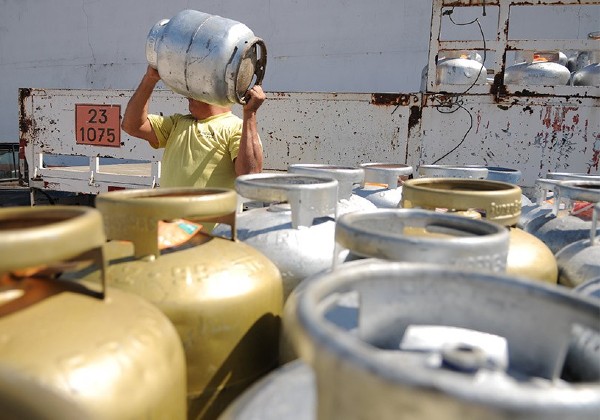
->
418;94;600;190
1;0;598;143
21;88;598;200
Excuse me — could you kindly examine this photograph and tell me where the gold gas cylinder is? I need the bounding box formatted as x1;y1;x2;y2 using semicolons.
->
0;206;187;420
74;188;283;420
401;178;558;283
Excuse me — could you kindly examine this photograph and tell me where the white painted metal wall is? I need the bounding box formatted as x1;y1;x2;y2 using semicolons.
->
1;0;598;143
21;88;598;198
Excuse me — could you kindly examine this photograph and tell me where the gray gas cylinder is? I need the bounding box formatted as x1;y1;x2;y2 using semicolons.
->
519;178;559;230
420;51;487;91
555;203;600;288
146;9;267;106
573;277;600;299
571;32;600;87
484;166;522;184
279;208;511;363
505;51;571;86
333;208;510;272
548;172;600;182
418;164;488;179
287;164;376;214
222;262;600;420
212;173;339;300
526;180;600;254
353;163;413;208
520;174;600;231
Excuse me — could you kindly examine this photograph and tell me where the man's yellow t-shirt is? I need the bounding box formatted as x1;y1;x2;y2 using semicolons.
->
148;112;247;189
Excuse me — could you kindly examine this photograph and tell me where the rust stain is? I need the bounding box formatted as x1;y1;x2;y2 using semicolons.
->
408;105;422;133
541;106;580;132
371;93;412;107
19;88;33;137
591;132;600;173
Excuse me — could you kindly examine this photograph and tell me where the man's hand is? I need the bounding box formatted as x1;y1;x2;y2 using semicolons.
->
144;65;161;84
243;85;266;114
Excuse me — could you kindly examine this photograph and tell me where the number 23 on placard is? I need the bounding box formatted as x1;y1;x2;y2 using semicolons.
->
75;104;121;148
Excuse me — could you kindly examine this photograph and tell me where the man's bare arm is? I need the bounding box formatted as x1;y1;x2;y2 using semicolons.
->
235;85;266;176
121;66;161;148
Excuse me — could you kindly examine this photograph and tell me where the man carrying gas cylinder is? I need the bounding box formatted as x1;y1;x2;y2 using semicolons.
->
122;64;266;190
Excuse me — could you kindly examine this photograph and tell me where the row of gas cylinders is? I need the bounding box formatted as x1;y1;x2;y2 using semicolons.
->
423;32;600;89
0;163;598;419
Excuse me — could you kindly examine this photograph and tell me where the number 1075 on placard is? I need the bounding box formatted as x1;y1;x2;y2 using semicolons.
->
75;104;121;148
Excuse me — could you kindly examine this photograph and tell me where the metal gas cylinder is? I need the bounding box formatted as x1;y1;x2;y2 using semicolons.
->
420;51;487;90
223;262;600;420
401;178;558;283
505;51;571;86
278;208;511;364
548;172;600;181
573;277;600;299
75;188;283;420
483;166;532;206
421;164;532;207
353;163;413;208
436;51;487;85
519;178;558;230
554;202;600;288
146;9;267;106
572;32;600;87
0;206;187;419
333;209;510;272
484;166;523;184
212;173;339;300
519;173;600;231
287;164;376;214
418;164;488;179
525;180;600;255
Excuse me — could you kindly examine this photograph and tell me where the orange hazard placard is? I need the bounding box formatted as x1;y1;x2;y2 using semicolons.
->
75;104;121;147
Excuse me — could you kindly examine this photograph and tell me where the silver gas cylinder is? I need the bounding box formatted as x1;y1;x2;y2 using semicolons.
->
573;277;600;299
571;32;600;87
519;178;559;230
484;166;522;184
279;208;511;363
420;51;487;90
436;51;487;86
287;164;376;214
505;51;571;86
146;9;267;106
353;163;414;208
212;173;339;300
526;180;600;254
555;203;600;288
520;174;600;230
548;172;600;182
485;166;532;206
418;164;488;179
0;206;187;419
333;208;510;272
222;262;600;420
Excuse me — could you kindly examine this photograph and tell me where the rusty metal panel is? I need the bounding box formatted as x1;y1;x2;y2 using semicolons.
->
417;93;600;191
20;88;184;160
19;88;185;195
425;0;600;97
258;92;420;171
